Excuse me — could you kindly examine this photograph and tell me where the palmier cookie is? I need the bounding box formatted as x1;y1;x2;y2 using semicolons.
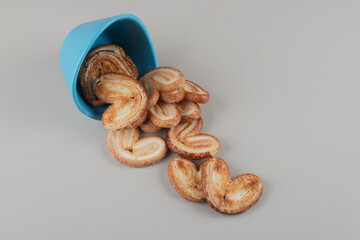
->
201;158;263;215
166;117;220;160
160;80;209;104
177;99;201;123
183;80;209;103
148;100;181;128
94;73;147;131
168;158;205;202
140;119;161;133
160;89;185;103
79;44;138;106
139;67;185;109
108;127;167;167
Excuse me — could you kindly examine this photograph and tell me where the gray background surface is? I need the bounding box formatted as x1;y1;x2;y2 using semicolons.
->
1;0;359;239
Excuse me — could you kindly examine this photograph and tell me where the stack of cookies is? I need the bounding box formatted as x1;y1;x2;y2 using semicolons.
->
79;44;263;215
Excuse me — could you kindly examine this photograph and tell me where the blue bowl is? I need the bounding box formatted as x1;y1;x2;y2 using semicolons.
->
59;14;158;120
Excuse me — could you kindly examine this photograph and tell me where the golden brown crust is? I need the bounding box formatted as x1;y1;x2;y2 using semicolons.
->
79;44;138;106
177;99;201;123
140;67;185;108
168;158;205;202
142;78;160;109
94;73;140;103
183;80;210;104
160;89;185;103
158;80;209;104
140;119;162;133
148;100;181;128
166;118;220;160
95;73;148;130
140;66;185;92
201;158;263;215
108;128;167;167
87;45;138;79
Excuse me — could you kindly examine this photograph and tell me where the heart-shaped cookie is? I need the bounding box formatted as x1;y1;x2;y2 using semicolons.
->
182;80;209;104
108;127;167;167
140;67;185;109
148;100;181;128
160;88;185;103
95;73;148;130
168;158;205;202
79;44;138;106
166;118;220;160
201;158;263;215
177;99;201;123
159;80;209;104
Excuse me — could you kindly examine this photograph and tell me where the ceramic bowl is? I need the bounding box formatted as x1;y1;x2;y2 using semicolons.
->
59;14;158;120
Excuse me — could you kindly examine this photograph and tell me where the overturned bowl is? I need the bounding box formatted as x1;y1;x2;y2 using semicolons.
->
59;14;158;120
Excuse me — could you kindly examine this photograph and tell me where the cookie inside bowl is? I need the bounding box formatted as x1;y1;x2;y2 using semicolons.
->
76;18;158;119
60;14;158;120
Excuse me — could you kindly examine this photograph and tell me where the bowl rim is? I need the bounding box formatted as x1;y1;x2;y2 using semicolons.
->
71;14;158;120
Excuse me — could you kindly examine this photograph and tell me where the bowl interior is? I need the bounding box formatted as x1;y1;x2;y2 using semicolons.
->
74;17;158;120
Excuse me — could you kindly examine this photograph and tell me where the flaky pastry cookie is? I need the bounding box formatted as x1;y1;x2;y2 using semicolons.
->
168;158;205;202
182;80;209;103
160;89;185;103
166;117;220;160
140;98;198;131
159;80;209;104
177;99;201;123
148;100;181;128
108;127;167;167
201;158;263;215
94;73;147;130
79;44;138;106
139;67;185;109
